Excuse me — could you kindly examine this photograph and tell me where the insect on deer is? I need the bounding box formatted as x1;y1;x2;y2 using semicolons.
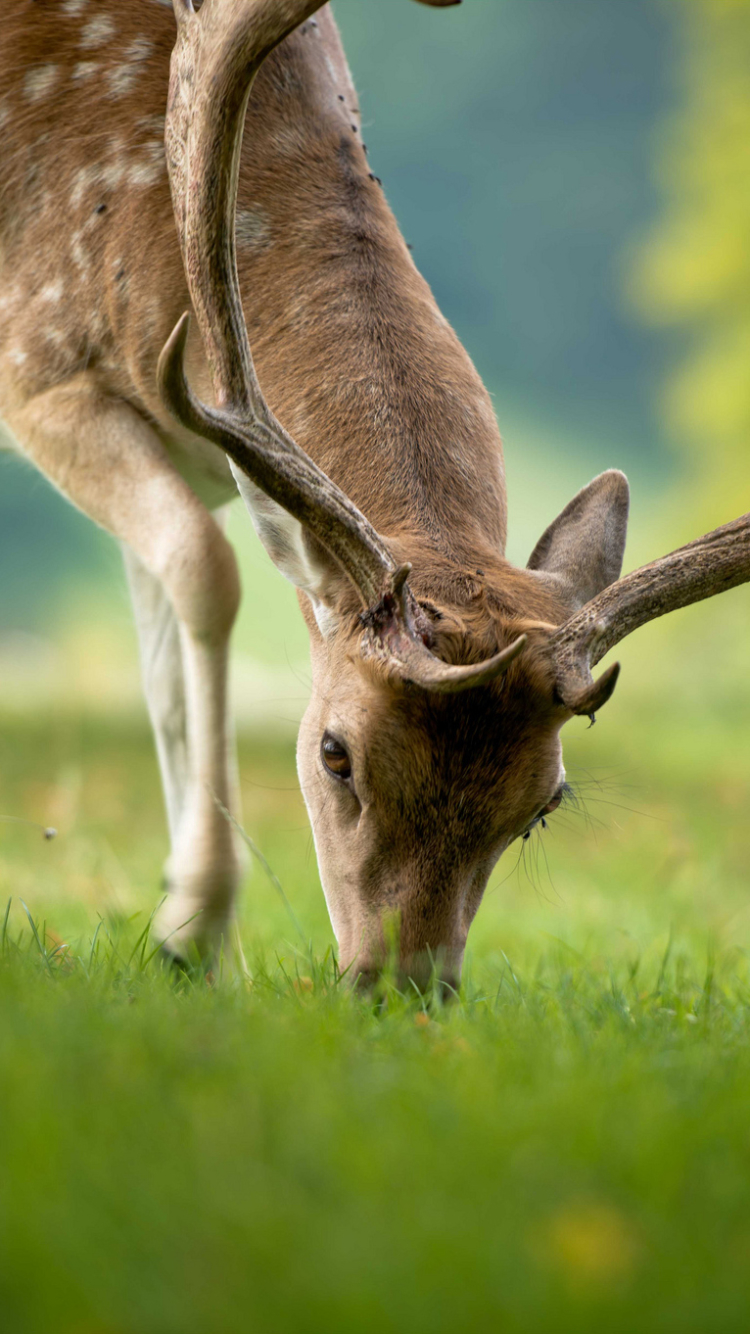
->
1;0;749;990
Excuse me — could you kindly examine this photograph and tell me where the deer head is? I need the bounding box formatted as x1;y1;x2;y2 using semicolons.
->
158;0;750;989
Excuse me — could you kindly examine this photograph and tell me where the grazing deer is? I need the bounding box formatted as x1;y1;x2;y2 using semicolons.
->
1;0;748;989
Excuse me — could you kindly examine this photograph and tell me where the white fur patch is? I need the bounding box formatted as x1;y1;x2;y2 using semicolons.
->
235;209;271;250
62;0;88;15
103;159;127;190
70;233;88;273
23;66;60;102
126;37;154;63
106;39;153;98
144;140;166;166
72;61;98;83
106;66;138;98
139;113;166;137
80;16;115;49
70;164;99;207
128;161;162;188
40;281;64;304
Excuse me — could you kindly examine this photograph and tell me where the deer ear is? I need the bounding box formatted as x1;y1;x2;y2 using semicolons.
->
230;465;345;637
527;470;630;610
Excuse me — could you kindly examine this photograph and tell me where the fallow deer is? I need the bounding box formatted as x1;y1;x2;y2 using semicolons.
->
1;0;748;990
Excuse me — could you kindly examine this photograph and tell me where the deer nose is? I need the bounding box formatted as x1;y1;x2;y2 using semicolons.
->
352;952;462;998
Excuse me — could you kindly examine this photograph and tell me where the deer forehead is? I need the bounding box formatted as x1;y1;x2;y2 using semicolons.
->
313;649;559;796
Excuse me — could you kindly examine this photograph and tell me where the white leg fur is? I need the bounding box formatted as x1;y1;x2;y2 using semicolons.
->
4;376;244;957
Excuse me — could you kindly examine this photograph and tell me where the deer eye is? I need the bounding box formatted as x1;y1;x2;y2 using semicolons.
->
541;785;565;816
321;732;352;781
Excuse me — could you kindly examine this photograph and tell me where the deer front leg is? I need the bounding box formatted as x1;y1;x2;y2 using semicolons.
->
4;375;243;958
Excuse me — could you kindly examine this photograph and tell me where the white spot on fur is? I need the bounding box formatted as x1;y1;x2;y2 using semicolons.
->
62;0;87;15
70;164;99;207
70;233;88;273
102;160;126;190
72;61;98;83
128;161;162;187
72;142;128;195
24;66;60;102
80;16;115;49
127;37;154;63
236;209;271;250
40;281;64;304
139;113;165;137
106;39;153;98
106;66;138;98
8;349;27;368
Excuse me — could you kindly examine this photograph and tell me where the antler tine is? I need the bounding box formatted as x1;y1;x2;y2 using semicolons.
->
160;0;399;608
550;512;750;715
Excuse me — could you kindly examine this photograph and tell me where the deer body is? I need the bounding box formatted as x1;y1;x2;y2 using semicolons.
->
2;0;748;989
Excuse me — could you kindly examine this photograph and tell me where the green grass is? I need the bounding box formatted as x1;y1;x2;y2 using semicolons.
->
1;592;750;1333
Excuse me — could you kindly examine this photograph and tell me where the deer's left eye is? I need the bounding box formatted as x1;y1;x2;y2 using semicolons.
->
522;784;567;840
321;732;352;781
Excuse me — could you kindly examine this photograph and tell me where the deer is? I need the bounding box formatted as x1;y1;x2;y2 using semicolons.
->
1;0;748;992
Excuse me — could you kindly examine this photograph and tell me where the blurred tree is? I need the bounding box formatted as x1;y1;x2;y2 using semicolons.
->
630;0;750;516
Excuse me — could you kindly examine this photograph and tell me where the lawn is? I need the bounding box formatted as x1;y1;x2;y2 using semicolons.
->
1;589;750;1333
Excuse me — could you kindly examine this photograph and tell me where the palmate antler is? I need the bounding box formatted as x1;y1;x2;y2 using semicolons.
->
552;512;750;716
157;0;522;695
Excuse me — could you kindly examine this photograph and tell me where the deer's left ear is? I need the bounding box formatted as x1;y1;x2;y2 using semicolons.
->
527;470;630;610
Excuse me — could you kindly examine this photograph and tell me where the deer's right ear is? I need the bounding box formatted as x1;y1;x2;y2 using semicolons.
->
527;470;630;611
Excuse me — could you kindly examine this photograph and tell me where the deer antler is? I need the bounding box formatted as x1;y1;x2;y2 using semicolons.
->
551;512;750;715
158;0;524;695
159;0;399;609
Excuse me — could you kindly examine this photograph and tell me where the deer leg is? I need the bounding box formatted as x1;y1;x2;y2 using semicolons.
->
123;547;188;845
4;376;243;958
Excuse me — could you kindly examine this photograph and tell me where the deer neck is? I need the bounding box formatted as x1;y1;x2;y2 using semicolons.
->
221;17;509;565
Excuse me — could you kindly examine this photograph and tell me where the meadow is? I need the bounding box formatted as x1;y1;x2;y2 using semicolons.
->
1;578;749;1334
